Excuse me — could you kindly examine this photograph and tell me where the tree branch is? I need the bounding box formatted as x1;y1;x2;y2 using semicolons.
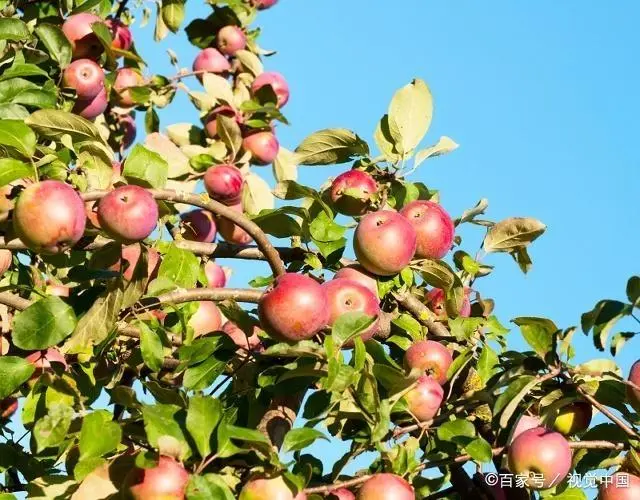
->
393;291;451;338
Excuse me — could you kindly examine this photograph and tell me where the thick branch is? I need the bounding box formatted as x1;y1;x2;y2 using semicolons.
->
393;291;451;337
0;292;31;311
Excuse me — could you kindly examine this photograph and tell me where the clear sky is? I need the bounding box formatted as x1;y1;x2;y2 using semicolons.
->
129;0;640;496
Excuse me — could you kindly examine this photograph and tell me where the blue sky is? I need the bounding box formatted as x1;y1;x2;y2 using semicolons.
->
106;0;640;495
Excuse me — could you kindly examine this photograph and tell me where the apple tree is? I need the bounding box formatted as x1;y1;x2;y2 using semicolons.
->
0;0;639;499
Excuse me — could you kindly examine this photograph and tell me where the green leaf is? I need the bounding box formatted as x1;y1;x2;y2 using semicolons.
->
0;120;36;158
273;146;298;182
251;209;301;238
157;244;200;289
25;109;105;144
78;150;114;190
123;144;168;188
476;344;498;385
413;136;459;169
331;312;376;346
455;198;489;226
12;296;77;350
186;396;222;458
546;488;587;500
0;103;29;119
493;375;535;416
216;114;242;159
139;323;164;372
483;217;546;253
282;428;329;454
0;18;30;41
79;410;122;459
0;158;34;187
142;404;190;459
34;404;74;452
183;357;226;391
216;421;271;459
0;356;35;399
437;419;476;441
295;128;369;165
627;276;640;305
464;437;493;463
387;78;433;156
375;114;401;164
512;316;557;359
0;63;49;82
186;475;235;500
414;259;456;290
581;300;631;351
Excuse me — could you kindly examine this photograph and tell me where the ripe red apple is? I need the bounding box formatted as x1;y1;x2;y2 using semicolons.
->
203;105;241;138
105;18;133;52
204;164;244;205
356;474;414;500
127;456;189;500
26;348;69;378
507;414;542;445
204;261;227;288
180;210;217;243
0;249;11;276
425;288;471;320
252;0;278;9
599;472;640;500
113;68;144;107
62;59;105;99
251;71;290;108
188;301;223;337
0;397;18;421
627;360;640;411
239;475;300;500
192;48;231;80
328;488;355;500
507;427;571;489
216;25;247;56
258;273;329;342
353;211;417;276
222;321;263;351
13;180;87;254
323;278;380;343
46;282;71;297
97;185;159;242
243;131;279;165
334;265;378;299
112;244;161;282
73;87;108;120
400;200;454;260
62;13;104;60
404;375;444;422
404;340;453;385
329;170;377;216
217;203;252;245
118;113;137;151
552;402;592;435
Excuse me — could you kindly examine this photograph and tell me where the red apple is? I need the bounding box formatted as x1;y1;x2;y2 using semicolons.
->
322;278;380;343
356;474;414;500
552;402;592;435
204;164;244;205
251;71;290;108
111;244;161;282
203;105;241;139
0;249;11;276
334;265;378;299
599;472;640;500
507;427;571;489
400;200;454;260
328;488;355;500
13;180;86;254
127;456;189;500
508;414;542;445
404;340;452;385
113;68;144;107
217;25;247;56
0;397;18;421
258;273;329;342
26;348;69;378
329;170;377;216
118;113;137;151
62;13;104;60
353;211;417;276
404;375;444;422
217;203;252;245
62;59;105;99
222;321;263;351
180;210;218;243
97;185;159;242
252;0;278;9
627;359;640;411
243;131;279;165
105;18;133;52
425;287;471;320
73;87;108;120
239;476;299;500
204;261;227;288
188;301;223;337
192;48;231;80
46;283;71;297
